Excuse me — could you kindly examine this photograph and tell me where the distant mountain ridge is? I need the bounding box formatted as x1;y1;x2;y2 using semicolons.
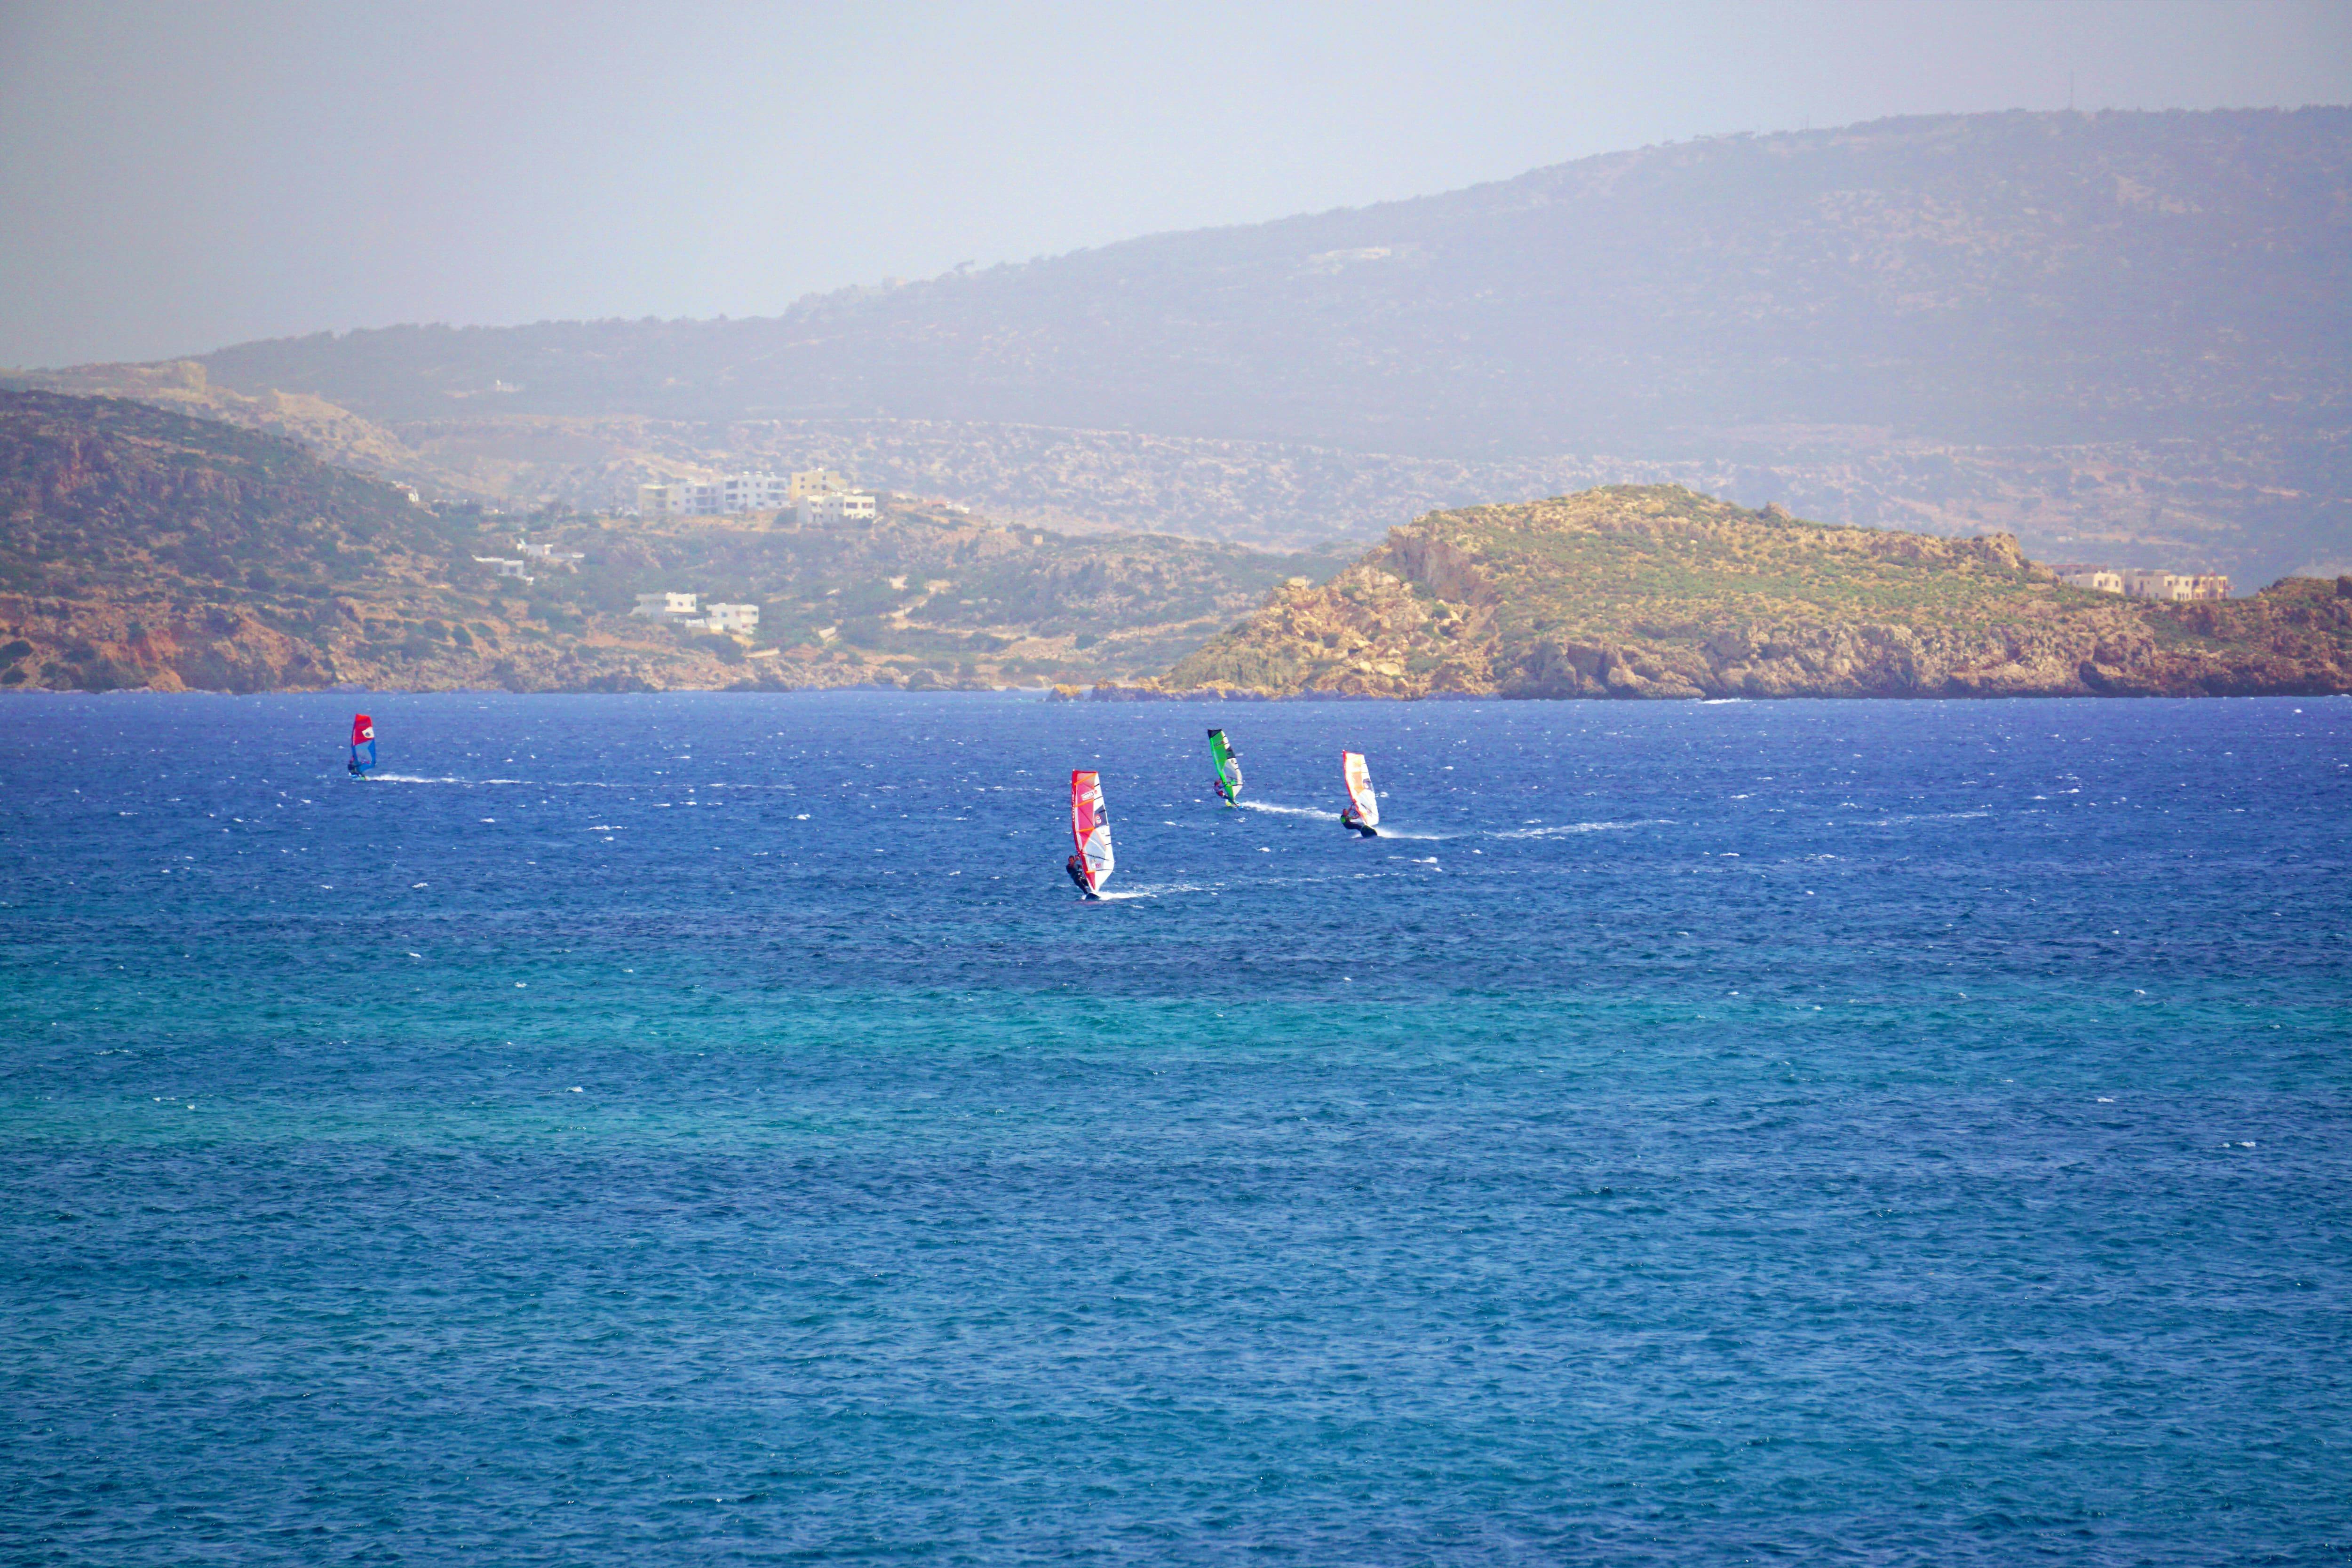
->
19;108;2351;583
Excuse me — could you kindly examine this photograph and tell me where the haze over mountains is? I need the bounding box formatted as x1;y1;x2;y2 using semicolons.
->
21;108;2351;583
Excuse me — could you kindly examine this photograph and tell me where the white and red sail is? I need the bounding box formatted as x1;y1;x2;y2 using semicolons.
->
1070;769;1114;893
1341;750;1379;828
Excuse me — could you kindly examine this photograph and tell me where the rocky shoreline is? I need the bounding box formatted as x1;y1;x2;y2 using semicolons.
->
1135;488;2352;701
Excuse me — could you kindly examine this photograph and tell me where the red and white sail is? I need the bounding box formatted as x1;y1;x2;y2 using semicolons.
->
1341;751;1379;827
1070;769;1114;892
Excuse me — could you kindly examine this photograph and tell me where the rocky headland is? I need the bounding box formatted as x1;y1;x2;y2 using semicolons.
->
1141;487;2352;700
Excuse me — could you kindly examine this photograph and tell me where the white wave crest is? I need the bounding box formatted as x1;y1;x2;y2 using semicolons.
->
1089;881;1204;901
1490;818;1673;839
358;774;623;788
1238;800;1341;822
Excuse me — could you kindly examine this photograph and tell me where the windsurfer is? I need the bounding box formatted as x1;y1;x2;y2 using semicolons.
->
1066;854;1100;898
1208;729;1243;807
1338;750;1379;836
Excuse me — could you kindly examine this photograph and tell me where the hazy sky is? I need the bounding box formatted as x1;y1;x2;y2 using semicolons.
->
2;0;2346;368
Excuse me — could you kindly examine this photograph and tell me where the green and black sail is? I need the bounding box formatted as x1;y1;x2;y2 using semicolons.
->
1207;729;1244;806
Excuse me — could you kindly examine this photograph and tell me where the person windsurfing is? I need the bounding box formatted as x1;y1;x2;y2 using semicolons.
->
1068;769;1113;899
347;713;377;778
1208;729;1243;807
1339;750;1379;837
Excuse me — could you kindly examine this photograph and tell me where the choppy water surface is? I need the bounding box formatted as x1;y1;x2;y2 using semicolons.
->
3;691;2348;1564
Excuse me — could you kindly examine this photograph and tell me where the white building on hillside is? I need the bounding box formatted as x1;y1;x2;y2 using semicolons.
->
2119;569;2231;602
798;490;877;525
632;591;698;618
2049;564;2229;601
719;474;795;512
474;555;533;584
2054;565;2124;594
516;538;584;569
636;481;696;518
689;603;761;635
638;472;845;518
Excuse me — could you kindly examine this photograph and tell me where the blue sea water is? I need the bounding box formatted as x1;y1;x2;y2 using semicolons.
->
2;690;2348;1564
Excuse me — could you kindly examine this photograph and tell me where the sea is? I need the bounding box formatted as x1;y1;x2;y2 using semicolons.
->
2;690;2347;1565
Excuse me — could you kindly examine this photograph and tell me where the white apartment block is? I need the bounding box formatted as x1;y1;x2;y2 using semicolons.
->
636;481;697;518
637;470;853;518
689;603;761;635
2050;564;2228;601
2119;569;2231;602
721;474;796;512
798;490;878;525
632;592;698;618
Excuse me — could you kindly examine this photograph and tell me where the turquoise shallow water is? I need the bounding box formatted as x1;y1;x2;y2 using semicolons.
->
2;691;2348;1563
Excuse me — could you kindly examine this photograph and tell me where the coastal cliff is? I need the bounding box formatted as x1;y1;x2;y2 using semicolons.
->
1156;487;2352;700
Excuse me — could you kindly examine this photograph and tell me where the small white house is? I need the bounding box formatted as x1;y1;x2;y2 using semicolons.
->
632;591;698;618
798;490;877;525
474;555;533;584
516;538;583;568
695;603;760;635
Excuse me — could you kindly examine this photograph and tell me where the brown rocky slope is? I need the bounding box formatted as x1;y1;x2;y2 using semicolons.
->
0;390;1344;694
1154;487;2352;700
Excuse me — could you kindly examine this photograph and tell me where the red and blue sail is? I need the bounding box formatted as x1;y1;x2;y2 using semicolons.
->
348;713;377;776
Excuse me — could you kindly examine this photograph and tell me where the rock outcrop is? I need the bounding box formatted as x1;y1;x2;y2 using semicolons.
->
1160;487;2352;700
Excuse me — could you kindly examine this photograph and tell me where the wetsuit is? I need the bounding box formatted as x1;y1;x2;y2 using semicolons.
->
1340;809;1377;838
1066;855;1097;897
